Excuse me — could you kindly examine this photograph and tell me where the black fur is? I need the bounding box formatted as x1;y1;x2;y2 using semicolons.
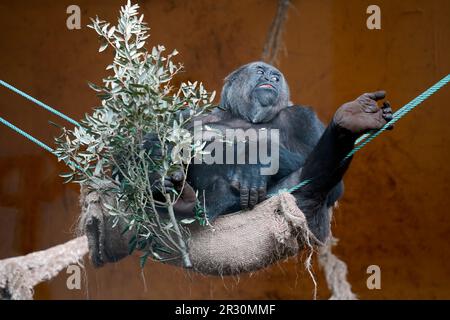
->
145;61;360;242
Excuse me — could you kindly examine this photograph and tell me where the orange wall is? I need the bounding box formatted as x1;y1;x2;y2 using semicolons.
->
0;0;449;299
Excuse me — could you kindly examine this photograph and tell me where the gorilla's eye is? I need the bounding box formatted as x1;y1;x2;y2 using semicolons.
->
271;76;280;82
257;69;264;75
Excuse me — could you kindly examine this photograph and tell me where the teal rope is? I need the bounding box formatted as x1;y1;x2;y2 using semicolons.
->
0;116;84;172
1;75;449;193
0;116;55;154
286;74;450;194
346;74;449;160
0;80;80;127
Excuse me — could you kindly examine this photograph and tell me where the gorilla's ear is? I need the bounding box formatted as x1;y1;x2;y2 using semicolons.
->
223;64;248;84
220;63;251;110
219;82;231;110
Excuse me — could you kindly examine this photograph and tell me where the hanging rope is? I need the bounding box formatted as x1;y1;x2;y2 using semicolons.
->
317;236;357;300
261;0;290;65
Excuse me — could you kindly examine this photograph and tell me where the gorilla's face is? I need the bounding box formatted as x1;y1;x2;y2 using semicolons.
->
251;64;282;107
220;61;290;123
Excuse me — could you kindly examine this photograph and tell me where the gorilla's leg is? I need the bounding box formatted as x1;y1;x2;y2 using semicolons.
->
203;176;241;220
291;121;355;242
267;164;344;243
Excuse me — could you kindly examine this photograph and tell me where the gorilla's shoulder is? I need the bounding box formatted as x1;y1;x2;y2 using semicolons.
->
281;105;317;119
277;105;326;144
279;105;325;128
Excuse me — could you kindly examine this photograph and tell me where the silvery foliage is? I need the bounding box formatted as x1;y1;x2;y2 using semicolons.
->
54;1;216;265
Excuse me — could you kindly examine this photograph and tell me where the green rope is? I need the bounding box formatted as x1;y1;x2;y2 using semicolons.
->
1;75;449;195
0;116;84;172
0;80;80;127
0;116;55;154
350;74;450;158
285;74;450;194
0;79;82;169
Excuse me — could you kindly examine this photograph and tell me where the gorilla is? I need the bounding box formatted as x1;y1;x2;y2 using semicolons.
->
145;61;393;242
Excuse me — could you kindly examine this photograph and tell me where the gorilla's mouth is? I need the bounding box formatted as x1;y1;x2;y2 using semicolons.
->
258;83;275;89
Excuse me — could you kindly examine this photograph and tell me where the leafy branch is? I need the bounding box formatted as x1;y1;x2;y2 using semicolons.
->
54;0;215;267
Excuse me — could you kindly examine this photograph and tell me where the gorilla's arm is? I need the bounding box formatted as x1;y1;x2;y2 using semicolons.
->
286;92;392;242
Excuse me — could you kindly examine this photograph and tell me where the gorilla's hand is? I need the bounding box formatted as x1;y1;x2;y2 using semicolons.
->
229;165;268;210
153;169;197;218
162;170;197;218
142;133;196;217
333;91;393;134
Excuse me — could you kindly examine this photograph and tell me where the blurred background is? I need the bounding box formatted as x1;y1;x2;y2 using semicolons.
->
0;0;449;299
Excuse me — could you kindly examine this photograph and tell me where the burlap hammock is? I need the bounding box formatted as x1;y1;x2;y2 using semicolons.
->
0;187;356;300
81;186;327;277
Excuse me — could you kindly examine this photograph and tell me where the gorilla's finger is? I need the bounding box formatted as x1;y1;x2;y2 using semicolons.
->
170;170;184;183
230;179;240;192
366;91;386;101
381;101;394;130
382;107;393;119
382;113;393;121
257;186;267;202
163;179;174;189
363;102;379;113
249;188;258;208
381;101;392;111
382;107;393;114
180;183;196;203
230;167;242;192
240;187;249;209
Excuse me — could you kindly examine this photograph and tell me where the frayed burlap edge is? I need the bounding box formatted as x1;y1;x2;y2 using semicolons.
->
78;186;319;278
78;187;356;299
0;188;356;300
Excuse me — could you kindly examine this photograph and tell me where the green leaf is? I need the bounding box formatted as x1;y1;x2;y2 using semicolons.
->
59;172;73;178
139;252;150;268
55;1;217;265
88;82;103;92
99;41;108;53
108;26;116;37
128;235;137;255
180;218;196;225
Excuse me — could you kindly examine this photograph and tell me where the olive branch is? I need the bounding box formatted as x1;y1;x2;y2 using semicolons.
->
54;1;215;267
